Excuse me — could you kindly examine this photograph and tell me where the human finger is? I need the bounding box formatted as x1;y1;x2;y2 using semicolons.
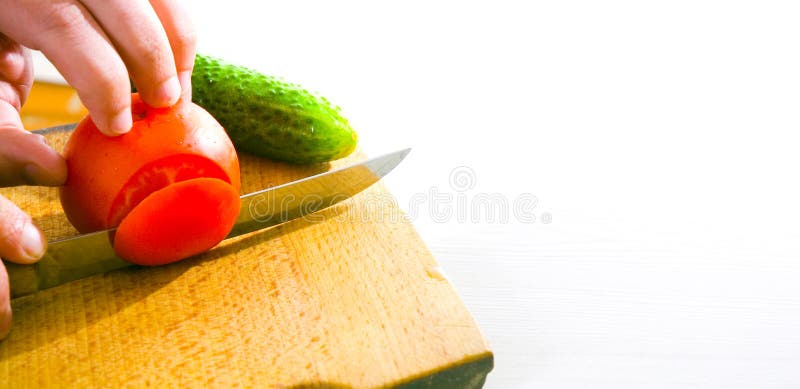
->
81;0;181;108
149;0;197;98
0;194;46;265
0;0;133;135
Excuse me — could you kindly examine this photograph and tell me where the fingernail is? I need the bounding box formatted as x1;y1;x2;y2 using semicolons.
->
21;221;45;262
155;76;182;107
109;109;132;135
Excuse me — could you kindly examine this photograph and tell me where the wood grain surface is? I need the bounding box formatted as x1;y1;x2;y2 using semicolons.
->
0;128;493;387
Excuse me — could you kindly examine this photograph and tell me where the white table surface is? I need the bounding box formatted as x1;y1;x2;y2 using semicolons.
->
32;1;800;387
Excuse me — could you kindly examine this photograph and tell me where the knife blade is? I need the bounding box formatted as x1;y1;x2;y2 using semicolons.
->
5;148;410;298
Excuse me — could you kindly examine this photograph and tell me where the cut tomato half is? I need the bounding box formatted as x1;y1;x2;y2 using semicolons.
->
106;154;232;227
113;177;241;266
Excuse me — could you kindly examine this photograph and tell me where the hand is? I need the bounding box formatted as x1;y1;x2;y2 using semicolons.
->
0;0;196;135
0;0;196;339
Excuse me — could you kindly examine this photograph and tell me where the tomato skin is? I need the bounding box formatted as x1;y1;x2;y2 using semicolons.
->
60;93;241;233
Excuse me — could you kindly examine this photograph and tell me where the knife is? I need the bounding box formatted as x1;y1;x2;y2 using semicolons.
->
4;147;411;298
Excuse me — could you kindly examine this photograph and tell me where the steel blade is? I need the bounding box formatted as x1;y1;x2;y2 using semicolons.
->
5;148;410;298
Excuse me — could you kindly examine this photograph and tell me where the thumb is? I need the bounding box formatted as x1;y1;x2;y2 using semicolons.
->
0;101;67;187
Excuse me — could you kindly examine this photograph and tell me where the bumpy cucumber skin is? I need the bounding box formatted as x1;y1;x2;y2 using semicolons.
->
191;54;358;164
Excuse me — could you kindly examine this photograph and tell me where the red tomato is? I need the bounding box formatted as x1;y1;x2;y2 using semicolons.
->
60;93;241;265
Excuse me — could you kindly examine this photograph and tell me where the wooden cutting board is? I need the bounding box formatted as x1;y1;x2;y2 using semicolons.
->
0;86;493;388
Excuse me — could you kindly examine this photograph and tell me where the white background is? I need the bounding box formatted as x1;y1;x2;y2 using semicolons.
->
34;1;800;387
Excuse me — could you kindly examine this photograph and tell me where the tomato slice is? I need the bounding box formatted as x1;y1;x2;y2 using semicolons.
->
113;177;241;266
106;154;232;227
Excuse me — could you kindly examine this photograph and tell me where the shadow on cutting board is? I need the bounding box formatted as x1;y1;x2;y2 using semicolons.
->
0;203;350;359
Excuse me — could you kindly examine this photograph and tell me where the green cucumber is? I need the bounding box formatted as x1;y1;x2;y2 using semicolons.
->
190;54;358;164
